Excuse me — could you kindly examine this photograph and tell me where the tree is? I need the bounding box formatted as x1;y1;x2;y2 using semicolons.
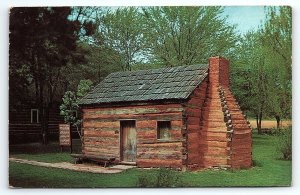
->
231;6;292;132
231;31;269;134
96;7;146;71
261;6;292;128
60;80;93;144
9;7;95;144
59;41;121;96
142;6;237;66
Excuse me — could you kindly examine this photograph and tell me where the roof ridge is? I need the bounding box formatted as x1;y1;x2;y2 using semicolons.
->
109;63;208;77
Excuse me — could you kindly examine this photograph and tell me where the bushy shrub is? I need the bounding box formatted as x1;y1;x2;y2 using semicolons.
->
276;126;292;160
137;168;182;187
137;172;157;187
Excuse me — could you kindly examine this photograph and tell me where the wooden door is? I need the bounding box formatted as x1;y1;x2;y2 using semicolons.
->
121;120;136;162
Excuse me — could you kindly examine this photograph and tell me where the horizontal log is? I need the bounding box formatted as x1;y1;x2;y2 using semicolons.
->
135;120;156;129
84;148;119;155
187;153;200;163
202;159;229;167
84;140;119;147
138;154;183;160
231;158;252;165
83;121;120;128
231;152;252;158
137;149;182;155
171;120;182;127
84;130;118;137
83;113;183;122
83;151;118;158
232;129;252;134
200;130;227;136
137;159;183;168
187;124;200;132
137;131;156;139
204;147;228;156
232;133;252;139
169;130;182;139
231;159;253;166
187;98;204;106
83;104;183;116
137;147;182;154
83;127;119;132
137;152;182;160
206;135;228;142
203;140;228;148
187;117;201;125
231;143;252;150
84;136;118;143
138;142;183;148
203;122;227;129
185;108;201;117
201;127;227;132
206;117;226;122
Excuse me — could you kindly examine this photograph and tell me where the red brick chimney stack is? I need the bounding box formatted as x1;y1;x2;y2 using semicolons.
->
209;56;230;87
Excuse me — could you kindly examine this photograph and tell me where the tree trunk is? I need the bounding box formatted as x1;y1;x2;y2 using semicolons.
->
42;105;50;145
257;112;263;134
75;124;84;153
256;114;259;132
275;114;281;129
38;81;48;145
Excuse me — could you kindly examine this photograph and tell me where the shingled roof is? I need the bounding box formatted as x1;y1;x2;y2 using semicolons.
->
79;64;208;105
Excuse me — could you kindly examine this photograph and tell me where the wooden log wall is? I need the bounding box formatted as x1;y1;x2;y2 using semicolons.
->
183;78;208;170
82;104;185;169
9;104;68;144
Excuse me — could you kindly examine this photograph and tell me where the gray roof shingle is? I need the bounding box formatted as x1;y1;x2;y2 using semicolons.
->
79;64;208;105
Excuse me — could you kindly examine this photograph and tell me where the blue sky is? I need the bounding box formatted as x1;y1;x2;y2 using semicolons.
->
223;6;266;34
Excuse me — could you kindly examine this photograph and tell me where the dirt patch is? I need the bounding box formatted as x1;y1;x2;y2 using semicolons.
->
249;120;291;129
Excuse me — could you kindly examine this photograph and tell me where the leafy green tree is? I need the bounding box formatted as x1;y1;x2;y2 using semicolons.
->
231;6;292;132
142;6;237;66
261;6;292;128
60;80;93;143
60;41;122;93
95;7;146;71
231;31;269;134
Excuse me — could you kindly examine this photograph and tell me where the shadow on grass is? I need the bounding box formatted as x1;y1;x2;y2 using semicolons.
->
252;160;263;167
9;139;82;155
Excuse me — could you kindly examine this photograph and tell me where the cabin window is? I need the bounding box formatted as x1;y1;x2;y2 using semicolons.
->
157;121;171;140
31;109;39;123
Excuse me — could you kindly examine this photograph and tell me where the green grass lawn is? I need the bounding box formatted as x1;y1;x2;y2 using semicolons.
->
9;133;292;187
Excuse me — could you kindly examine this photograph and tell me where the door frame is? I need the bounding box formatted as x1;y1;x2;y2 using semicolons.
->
119;119;136;162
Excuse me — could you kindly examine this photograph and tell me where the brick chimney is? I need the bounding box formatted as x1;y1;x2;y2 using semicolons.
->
209;56;229;87
203;56;252;169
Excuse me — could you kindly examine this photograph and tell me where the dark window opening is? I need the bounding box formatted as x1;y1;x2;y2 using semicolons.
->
31;109;39;123
157;121;171;140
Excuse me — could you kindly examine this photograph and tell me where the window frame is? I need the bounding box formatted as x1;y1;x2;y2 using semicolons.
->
31;109;39;123
157;120;171;140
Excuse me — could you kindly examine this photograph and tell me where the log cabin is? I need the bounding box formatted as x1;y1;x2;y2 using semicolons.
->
79;56;252;170
9;103;63;144
9;102;79;144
